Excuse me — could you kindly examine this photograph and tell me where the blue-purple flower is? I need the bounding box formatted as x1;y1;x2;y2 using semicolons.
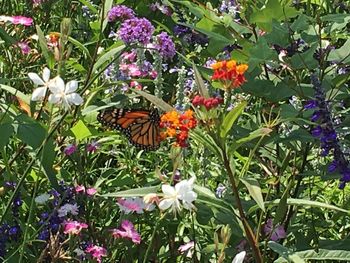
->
154;32;176;59
306;74;350;188
108;5;135;22
118;18;154;45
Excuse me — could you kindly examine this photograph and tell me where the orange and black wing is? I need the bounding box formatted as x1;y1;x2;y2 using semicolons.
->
97;108;161;150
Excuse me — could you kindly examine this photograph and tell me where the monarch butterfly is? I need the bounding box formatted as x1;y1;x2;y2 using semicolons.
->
97;108;161;150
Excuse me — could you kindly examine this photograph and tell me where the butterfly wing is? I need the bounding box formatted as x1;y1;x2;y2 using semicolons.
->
97;108;161;150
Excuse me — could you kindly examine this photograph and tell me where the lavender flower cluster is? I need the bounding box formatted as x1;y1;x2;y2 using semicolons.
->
118;17;154;45
306;74;350;189
107;5;135;22
154;32;176;59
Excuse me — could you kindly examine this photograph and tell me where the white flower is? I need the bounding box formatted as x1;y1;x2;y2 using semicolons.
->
73;248;85;257
34;193;50;204
57;203;79;217
28;67;51;101
48;76;83;110
232;251;246;263
158;177;197;213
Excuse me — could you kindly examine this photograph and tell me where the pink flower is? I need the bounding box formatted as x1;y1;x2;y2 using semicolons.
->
17;42;31;54
263;219;286;241
121;51;137;62
150;70;158;79
87;141;99;153
111;220;141;244
11;16;33;26
63;220;88;235
178;241;194;258
86;245;107;263
119;63;142;77
86;188;97;196
129;80;142;90
64;144;77;156
117;197;145;214
75;185;85;193
75;185;97;196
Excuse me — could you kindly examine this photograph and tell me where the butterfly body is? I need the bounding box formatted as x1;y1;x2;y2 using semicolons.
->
97;108;161;151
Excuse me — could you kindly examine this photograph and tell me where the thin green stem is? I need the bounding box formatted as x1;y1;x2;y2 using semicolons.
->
142;214;164;263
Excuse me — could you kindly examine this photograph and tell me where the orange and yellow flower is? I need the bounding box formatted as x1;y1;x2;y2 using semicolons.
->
160;110;197;148
211;59;248;89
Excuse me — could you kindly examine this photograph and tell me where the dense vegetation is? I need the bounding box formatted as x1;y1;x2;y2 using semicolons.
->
0;0;349;262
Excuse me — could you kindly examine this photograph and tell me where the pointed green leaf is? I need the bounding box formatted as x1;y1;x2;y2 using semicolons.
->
36;25;54;69
269;241;305;263
99;186;159;197
92;43;125;73
220;101;247;138
132;89;174;112
240;178;265;211
193;63;209;98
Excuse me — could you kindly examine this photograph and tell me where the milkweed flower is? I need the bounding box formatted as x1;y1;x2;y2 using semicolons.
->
160;110;197;147
118;17;154;45
192;95;224;110
28;67;52;101
111;220;141;244
158;177;197;214
108;5;135;22
211;59;248;89
86;245;107;263
48;76;83;110
63;220;88;235
0;15;33;26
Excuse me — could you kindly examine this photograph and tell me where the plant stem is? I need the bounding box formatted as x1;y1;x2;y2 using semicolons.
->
222;152;263;263
143;214;163;263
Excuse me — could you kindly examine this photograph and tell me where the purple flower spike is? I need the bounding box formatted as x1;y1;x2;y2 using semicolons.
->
304;100;317;109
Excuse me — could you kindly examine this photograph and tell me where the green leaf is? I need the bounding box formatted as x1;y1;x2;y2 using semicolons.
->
92;43;125;74
273;180;292;225
0;123;14;148
99;186;159;197
191;128;223;158
264;198;350;214
16;115;47;150
327;39;350;64
101;0;113;32
70;120;92;140
0;27;16;45
0;84;30;105
193;63;209;98
235;128;272;149
132;89;174;112
220;101;247;138
269;241;305;263
240;178;265;211
249;37;278;66
39;138;59;190
291;14;312;32
68;36;92;60
290;44;318;69
295;249;350;261
36;25;54;69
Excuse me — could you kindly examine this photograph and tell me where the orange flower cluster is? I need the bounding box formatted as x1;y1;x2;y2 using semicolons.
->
211;60;248;89
160;110;197;148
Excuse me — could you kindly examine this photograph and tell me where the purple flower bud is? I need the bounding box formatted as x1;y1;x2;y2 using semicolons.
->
311;126;322;137
118;18;154;45
64;144;77;156
87;141;99;153
304;100;317;109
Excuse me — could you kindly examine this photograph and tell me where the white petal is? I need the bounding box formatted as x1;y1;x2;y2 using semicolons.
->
28;73;45;86
31;87;47;101
162;185;176;197
158;199;174;210
181;191;197;203
65;80;78;93
48;93;62;104
66;93;83;106
49;76;65;94
232;251;246;263
42;67;50;82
